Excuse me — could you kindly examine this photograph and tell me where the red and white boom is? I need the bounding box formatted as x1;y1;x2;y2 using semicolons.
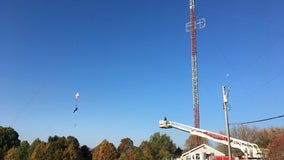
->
159;119;263;159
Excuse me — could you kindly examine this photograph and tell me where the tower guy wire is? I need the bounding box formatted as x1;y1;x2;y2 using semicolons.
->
230;114;284;125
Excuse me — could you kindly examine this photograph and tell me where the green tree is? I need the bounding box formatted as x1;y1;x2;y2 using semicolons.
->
14;141;29;160
149;132;176;160
131;147;146;160
92;139;118;160
63;136;82;160
0;126;20;159
44;135;82;160
46;136;66;160
29;141;48;160
28;138;41;159
81;145;92;160
174;147;183;158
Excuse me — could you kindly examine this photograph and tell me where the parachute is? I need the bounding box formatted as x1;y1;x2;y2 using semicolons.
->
75;92;80;100
73;92;80;113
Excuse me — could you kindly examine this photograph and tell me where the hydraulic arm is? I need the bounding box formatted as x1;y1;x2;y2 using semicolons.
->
159;119;262;159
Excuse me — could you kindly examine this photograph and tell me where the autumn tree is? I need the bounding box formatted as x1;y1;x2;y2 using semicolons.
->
138;141;154;160
3;147;17;160
216;125;284;159
3;142;29;160
230;125;258;142
117;138;136;160
268;133;284;160
0;127;20;159
254;127;284;158
257;127;281;145
184;135;208;152
92;139;118;160
217;125;258;157
254;128;270;148
29;136;83;160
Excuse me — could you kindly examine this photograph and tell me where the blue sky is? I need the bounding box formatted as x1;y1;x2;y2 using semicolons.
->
1;0;284;148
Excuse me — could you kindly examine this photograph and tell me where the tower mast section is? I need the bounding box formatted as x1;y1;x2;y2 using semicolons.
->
189;0;201;147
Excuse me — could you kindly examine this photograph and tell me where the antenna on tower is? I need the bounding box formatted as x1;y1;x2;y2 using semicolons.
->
186;18;206;32
196;18;206;29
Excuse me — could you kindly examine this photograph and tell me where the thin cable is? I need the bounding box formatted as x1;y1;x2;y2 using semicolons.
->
230;114;284;125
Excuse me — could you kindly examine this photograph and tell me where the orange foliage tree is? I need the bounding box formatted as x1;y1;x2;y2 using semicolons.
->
268;133;284;160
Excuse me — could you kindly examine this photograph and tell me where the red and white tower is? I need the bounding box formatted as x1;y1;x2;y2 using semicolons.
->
189;0;201;147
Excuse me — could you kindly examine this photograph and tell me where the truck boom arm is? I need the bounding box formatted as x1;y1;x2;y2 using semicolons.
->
159;119;262;159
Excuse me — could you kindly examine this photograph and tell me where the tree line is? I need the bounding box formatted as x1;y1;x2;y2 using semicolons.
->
1;125;284;160
216;125;284;159
0;126;181;160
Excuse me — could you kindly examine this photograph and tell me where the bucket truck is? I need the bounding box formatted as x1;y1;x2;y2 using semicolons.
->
159;119;263;159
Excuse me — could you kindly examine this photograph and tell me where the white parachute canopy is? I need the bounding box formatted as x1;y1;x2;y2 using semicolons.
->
75;92;80;100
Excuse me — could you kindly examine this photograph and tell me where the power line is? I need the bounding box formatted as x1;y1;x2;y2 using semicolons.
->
230;114;284;125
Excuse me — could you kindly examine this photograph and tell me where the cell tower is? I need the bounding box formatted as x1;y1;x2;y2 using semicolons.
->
189;0;201;147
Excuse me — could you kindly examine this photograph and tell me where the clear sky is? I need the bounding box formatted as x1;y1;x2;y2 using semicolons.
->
1;0;284;149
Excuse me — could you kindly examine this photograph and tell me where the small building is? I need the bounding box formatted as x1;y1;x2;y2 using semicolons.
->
181;144;225;160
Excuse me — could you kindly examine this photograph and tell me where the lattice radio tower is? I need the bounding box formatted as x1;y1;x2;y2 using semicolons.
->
189;0;202;147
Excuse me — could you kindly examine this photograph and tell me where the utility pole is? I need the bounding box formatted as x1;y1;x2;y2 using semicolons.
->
222;86;232;160
189;0;200;147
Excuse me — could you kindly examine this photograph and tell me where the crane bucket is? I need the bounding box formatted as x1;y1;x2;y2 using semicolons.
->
159;120;172;128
